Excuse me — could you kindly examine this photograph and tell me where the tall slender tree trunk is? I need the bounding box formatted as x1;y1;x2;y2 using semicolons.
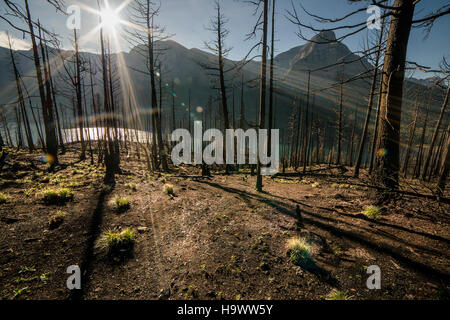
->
146;5;168;171
437;124;450;195
369;75;384;173
24;0;58;167
8;36;33;151
74;29;86;160
354;20;385;176
414;102;429;178
402;92;420;176
421;85;449;180
336;71;343;165
256;0;269;191
46;45;65;154
268;0;276;156
374;0;415;195
303;71;311;173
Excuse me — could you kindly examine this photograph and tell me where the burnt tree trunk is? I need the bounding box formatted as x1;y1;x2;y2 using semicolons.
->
374;0;415;195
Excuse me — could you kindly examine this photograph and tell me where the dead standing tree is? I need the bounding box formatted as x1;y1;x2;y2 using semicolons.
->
287;0;450;201
57;29;87;160
126;0;169;172
1;0;65;169
241;0;270;191
354;15;386;177
198;0;239;174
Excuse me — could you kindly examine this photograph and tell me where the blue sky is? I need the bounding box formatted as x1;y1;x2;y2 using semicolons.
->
1;0;449;79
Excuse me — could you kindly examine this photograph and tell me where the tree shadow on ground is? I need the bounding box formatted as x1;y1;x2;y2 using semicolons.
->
70;181;114;300
195;180;450;283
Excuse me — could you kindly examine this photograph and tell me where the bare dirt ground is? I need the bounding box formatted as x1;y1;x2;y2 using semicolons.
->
0;145;449;300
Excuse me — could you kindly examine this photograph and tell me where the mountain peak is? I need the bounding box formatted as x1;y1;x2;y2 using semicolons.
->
311;30;336;43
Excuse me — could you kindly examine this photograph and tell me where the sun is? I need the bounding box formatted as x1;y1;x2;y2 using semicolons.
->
100;8;120;32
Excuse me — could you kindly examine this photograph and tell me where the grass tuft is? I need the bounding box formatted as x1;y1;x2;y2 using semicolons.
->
42;188;74;205
363;205;381;219
326;289;348;300
0;193;9;204
287;237;314;268
113;196;131;212
102;228;135;256
163;184;174;195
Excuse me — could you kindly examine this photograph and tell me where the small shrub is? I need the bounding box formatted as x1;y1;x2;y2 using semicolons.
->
326;289;348;300
163;184;174;195
113;196;131;212
0;193;9;204
102;228;135;256
42;188;74;205
363;206;381;219
311;182;320;188
287;237;314;268
48;210;67;229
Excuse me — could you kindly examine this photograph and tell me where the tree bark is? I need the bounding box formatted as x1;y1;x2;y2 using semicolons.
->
374;0;415;194
256;0;269;191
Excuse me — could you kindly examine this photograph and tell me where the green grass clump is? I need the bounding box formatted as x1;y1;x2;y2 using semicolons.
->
42;188;74;205
274;178;299;184
326;289;348;300
113;196;131;212
0;193;9;204
163;184;174;195
311;182;320;188
102;228;135;256
363;206;381;219
48;210;67;229
287;237;314;268
12;287;29;299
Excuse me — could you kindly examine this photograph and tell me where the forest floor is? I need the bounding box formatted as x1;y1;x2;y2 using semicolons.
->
0;145;449;300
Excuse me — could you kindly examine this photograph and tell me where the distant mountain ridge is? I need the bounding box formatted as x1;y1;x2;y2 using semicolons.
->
0;30;444;143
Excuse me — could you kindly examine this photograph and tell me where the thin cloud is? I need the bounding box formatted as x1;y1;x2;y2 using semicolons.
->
0;31;32;51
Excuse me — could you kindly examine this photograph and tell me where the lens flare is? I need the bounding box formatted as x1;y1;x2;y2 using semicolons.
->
377;148;388;157
100;8;120;31
40;154;55;165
